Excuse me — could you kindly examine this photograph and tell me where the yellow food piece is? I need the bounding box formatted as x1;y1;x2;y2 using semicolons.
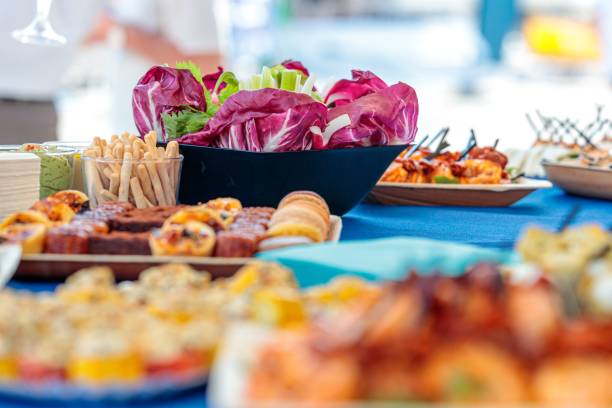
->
0;357;17;381
267;223;324;243
252;287;306;328
68;354;143;384
228;264;260;295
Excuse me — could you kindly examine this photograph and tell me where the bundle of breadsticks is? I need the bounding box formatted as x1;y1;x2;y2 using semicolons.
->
83;131;181;208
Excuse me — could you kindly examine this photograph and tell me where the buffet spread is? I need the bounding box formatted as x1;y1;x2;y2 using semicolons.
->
0;58;610;406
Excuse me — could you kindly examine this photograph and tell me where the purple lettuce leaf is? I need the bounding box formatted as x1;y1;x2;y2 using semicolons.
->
203;66;225;93
280;60;310;77
132;66;206;141
324;70;388;107
178;89;327;152
316;82;419;149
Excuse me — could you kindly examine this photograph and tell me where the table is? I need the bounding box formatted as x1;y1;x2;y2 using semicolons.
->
4;187;611;408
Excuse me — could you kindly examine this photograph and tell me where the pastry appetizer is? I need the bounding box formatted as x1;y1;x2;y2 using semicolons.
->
30;199;75;225
164;207;227;231
149;221;216;257
0;224;47;254
48;190;90;213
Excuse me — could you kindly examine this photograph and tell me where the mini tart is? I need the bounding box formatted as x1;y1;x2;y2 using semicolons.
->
138;264;210;291
48;190;89;213
204;198;243;215
149;221;216;257
30;199;75;225
164;207;227;231
278;191;330;216
0;224;47;254
0;210;51;229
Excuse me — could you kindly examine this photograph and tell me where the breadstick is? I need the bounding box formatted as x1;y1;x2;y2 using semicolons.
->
100;189;118;202
144;131;158;158
111;134;119;143
136;164;156;204
129;177;149;209
144;152;167;205
156;157;174;205
118;152;132;202
113;143;124;161
109;172;120;195
100;167;112;187
132;140;142;161
166;141;180;197
84;150;103;206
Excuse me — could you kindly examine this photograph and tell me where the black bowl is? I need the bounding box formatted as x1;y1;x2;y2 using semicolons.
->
175;144;407;215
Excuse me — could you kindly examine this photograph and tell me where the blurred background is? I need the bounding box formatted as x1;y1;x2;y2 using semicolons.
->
1;0;611;149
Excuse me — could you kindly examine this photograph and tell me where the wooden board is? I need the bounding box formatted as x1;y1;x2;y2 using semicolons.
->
367;179;552;207
543;162;612;200
15;216;342;280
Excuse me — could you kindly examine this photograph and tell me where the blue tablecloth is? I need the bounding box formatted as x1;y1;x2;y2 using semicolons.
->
4;187;611;408
341;187;612;248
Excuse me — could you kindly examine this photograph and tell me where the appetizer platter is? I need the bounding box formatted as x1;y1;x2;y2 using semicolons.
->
0;186;341;279
0;260;376;402
369;129;551;206
131;60;419;214
541;136;612;200
506;106;611;179
211;225;612;408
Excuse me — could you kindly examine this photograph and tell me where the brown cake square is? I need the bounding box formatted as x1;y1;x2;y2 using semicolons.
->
88;231;151;255
109;205;186;233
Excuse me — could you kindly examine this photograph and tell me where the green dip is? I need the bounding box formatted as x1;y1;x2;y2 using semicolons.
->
19;144;74;199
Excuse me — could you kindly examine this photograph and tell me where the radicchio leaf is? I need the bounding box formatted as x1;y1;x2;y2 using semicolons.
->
132;66;206;141
324;70;388;107
280;59;310;77
178;89;327;152
318;82;419;149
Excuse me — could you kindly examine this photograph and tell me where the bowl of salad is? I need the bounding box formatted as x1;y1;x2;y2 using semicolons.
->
132;61;419;215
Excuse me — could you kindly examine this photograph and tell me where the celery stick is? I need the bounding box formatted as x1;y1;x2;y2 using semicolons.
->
280;70;298;91
250;74;262;89
261;66;277;88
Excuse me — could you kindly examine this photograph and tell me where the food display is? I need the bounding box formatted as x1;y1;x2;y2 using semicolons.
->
507;107;611;177
81;133;183;208
245;260;612;406
516;224;612;316
381;130;512;185
0;189;334;258
132;60;419;150
0;259;379;390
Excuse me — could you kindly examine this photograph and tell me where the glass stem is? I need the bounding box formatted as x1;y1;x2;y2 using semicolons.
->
36;0;53;20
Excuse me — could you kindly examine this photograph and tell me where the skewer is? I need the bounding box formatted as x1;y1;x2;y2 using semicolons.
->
557;204;581;233
424;130;450;161
526;113;543;141
566;121;598;149
492;138;499;149
425;127;449;148
401;135;430;159
458;129;478;161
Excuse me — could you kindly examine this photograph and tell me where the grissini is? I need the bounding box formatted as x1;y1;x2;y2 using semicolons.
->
118;152;132;202
144;151;167;206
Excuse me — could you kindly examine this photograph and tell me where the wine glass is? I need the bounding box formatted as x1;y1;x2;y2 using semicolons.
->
12;0;66;46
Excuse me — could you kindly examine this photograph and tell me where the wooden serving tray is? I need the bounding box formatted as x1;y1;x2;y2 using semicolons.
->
15;216;342;280
367;178;552;207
